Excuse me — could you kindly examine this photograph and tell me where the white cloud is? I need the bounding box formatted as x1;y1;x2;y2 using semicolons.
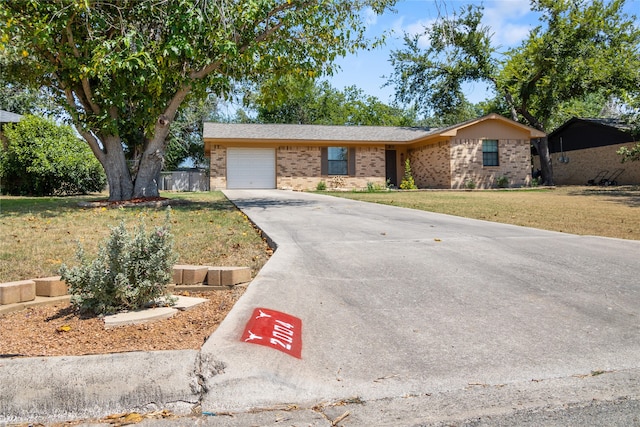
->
482;0;537;47
391;16;436;49
388;0;536;50
496;23;532;47
363;7;379;26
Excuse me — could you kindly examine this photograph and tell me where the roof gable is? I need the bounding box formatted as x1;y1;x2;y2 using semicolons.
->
436;113;545;138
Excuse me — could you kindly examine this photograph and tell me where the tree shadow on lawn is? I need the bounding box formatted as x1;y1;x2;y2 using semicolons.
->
568;185;640;208
0;195;237;218
225;197;316;210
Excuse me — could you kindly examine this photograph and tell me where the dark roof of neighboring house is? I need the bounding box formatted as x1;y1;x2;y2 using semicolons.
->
550;117;634;136
203;113;545;144
0;110;23;123
547;117;636;153
581;117;634;131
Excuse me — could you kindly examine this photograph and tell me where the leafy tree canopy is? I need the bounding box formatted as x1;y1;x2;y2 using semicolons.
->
387;0;640;185
251;77;417;126
1;0;396;200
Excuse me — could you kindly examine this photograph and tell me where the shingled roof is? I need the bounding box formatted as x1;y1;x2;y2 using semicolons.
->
204;122;436;142
203;114;546;146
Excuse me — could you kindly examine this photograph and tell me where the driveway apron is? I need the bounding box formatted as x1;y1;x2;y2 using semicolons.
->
200;190;640;415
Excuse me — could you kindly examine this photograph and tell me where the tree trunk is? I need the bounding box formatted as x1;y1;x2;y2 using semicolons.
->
516;107;554;187
95;135;134;201
133;145;164;199
79;87;190;201
537;136;554;186
132;112;176;198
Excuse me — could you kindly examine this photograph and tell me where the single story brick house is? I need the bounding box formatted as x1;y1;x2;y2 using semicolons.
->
204;113;545;190
533;117;639;185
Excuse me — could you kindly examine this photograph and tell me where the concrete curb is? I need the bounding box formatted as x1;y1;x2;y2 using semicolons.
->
0;350;202;424
0;296;212;424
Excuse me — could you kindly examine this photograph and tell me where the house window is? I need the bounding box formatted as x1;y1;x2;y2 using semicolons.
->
482;139;499;166
321;147;355;176
327;147;348;175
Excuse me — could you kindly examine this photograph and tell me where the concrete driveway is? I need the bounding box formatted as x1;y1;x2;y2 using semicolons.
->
198;189;640;423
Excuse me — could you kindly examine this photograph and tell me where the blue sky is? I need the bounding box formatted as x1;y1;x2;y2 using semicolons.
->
327;0;640;106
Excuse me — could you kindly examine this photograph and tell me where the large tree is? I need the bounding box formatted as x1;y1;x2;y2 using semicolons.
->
252;77;416;126
387;0;640;185
0;0;395;200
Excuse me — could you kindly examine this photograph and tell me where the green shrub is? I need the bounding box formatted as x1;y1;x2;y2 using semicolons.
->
496;176;509;188
464;179;476;189
366;181;387;192
60;209;178;315
316;180;327;191
617;142;640;163
399;159;417;190
0;115;106;196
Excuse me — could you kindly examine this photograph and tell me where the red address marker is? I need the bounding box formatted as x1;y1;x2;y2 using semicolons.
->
240;308;302;359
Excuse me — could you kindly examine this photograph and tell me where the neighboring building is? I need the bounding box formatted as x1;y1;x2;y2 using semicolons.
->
204;113;545;191
158;169;209;192
534;117;639;185
0;110;23;142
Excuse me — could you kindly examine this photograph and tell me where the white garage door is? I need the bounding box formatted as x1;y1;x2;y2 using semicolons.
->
227;147;276;189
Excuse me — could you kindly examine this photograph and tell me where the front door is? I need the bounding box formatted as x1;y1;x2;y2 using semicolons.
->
385;150;397;187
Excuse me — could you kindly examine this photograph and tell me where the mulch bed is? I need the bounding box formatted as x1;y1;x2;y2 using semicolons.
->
77;197;190;208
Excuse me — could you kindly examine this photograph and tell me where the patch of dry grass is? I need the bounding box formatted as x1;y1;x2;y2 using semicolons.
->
331;186;640;240
0;191;272;283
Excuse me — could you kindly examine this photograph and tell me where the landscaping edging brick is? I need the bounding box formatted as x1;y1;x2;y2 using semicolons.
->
0;280;36;305
0;265;252;314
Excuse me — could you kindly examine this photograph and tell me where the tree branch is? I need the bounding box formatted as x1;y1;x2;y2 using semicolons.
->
57;82;106;163
77;128;107;164
190;60;222;80
65;21;101;115
191;1;309;80
150;83;192;145
517;106;544;131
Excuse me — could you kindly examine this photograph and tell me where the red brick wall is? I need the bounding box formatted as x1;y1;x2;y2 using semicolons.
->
276;146;322;190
